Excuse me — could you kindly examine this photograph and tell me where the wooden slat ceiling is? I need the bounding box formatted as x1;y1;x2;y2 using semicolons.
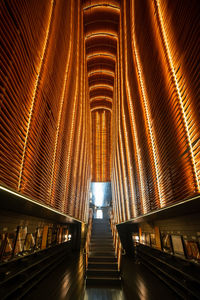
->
83;0;120;182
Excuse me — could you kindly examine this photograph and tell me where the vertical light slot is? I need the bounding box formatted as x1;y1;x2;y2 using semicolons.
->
96;112;100;181
119;129;130;219
102;110;106;180
117;143;126;221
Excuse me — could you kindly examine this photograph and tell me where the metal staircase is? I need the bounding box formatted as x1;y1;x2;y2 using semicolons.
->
86;218;121;287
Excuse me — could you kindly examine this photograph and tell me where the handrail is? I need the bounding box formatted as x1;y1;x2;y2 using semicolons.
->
84;208;93;269
110;212;122;271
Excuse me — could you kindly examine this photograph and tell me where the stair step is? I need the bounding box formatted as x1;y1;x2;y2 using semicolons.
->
93;221;110;224
91;233;112;236
90;243;113;245
91;235;113;242
91;236;113;239
92;232;112;234
89;245;114;250
90;243;114;247
87;219;119;278
90;245;114;248
90;240;113;244
86;276;121;287
90;241;113;245
87;269;120;277
89;252;115;257
92;227;111;230
89;249;115;253
92;227;111;229
92;226;111;229
91;237;112;240
90;248;114;252
88;262;118;270
90;243;113;246
92;225;111;227
88;256;117;262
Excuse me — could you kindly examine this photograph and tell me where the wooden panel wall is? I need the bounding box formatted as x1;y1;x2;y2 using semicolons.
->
0;0;91;222
111;0;200;223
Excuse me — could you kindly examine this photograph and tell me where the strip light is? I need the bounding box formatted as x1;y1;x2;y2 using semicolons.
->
91;107;112;112
90;96;112;102
83;4;120;11
89;84;113;91
119;128;130;219
88;70;115;76
85;33;118;40
117;195;200;225
87;53;116;60
0;185;83;223
96;112;100;181
116;144;126;221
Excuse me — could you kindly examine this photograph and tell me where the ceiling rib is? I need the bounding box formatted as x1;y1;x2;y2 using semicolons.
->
83;0;119;181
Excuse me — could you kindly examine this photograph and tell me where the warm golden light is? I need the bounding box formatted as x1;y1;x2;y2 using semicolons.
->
90;96;113;102
153;0;200;192
91;107;112;112
1;0;199;225
130;0;165;208
83;4;120;11
89;84;113;91
88;71;115;77
85;33;118;40
18;0;54;191
87;54;116;60
122;2;148;215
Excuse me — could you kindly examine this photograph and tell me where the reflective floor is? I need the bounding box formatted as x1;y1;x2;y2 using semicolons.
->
84;288;125;300
121;256;178;300
25;252;85;300
25;251;178;300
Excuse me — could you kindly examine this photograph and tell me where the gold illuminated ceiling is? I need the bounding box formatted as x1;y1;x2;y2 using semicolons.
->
83;0;120;182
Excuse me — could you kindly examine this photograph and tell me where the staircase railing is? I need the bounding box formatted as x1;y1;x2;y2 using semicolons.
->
84;208;93;269
110;214;122;271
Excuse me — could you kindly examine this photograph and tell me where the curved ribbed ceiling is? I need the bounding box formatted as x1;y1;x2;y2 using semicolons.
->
83;0;120;181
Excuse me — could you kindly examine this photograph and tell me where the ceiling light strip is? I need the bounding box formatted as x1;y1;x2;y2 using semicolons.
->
85;33;118;39
89;84;113;90
87;53;116;60
83;4;120;11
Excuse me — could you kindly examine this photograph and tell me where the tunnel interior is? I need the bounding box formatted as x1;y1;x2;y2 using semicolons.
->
0;0;200;299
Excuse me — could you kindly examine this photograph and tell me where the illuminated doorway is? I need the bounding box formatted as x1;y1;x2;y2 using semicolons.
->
90;182;112;219
96;209;103;219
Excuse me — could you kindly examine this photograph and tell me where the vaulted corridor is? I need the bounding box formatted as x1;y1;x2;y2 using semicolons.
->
0;0;200;299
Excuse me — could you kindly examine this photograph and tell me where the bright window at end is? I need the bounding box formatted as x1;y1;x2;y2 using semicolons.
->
96;209;103;219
